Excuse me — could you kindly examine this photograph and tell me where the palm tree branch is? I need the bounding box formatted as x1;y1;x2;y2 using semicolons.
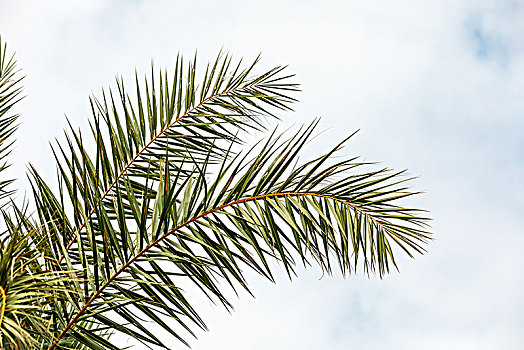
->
58;78;294;264
0;37;24;203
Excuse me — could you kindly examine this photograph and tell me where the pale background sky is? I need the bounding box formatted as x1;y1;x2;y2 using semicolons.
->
1;0;523;349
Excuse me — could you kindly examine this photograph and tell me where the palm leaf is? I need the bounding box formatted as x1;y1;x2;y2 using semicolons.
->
0;204;91;349
41;52;298;266
0;37;23;204
41;118;430;349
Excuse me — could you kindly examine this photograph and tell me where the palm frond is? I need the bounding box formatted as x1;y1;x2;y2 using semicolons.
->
44;52;298;264
0;205;88;349
41;119;430;349
0;37;24;204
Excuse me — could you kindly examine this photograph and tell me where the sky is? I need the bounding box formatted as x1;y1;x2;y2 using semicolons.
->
1;0;523;349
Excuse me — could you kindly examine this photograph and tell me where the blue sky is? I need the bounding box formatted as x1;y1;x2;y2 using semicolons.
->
1;0;523;348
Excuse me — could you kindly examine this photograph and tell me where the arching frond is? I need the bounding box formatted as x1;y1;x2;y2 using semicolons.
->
39;119;430;349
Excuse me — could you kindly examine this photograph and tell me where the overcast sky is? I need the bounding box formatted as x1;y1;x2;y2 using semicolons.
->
1;0;523;349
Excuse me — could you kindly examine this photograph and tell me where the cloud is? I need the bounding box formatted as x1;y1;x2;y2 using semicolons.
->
463;2;523;67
